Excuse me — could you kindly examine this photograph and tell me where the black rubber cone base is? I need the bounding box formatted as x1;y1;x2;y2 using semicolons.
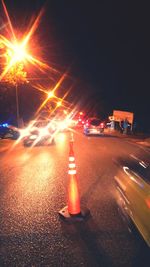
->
59;206;90;223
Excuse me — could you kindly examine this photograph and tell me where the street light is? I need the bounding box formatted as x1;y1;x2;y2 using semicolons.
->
3;48;27;127
0;1;49;127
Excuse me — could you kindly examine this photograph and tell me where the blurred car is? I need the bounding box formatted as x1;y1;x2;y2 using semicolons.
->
23;120;55;146
0;123;20;140
114;155;150;247
83;117;105;135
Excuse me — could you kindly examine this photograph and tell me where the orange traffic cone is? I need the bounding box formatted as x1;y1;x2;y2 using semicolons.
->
67;137;80;215
59;134;90;222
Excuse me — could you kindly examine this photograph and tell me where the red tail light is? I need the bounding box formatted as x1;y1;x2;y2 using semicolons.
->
145;197;150;208
100;123;104;128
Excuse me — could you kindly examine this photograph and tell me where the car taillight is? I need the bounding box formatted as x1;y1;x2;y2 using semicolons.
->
145;197;150;208
100;123;104;128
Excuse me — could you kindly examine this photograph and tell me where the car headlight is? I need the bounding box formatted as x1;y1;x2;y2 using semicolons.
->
39;128;49;136
29;134;38;140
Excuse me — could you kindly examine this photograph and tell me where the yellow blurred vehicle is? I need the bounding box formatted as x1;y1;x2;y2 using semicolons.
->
114;154;150;247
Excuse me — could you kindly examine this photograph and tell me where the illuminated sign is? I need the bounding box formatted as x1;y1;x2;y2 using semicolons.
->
113;110;134;124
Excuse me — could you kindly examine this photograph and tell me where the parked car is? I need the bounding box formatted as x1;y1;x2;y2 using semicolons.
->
0;123;20;140
83;117;105;135
114;154;150;247
23;120;55;147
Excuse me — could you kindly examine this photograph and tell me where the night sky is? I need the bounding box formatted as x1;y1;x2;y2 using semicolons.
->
0;0;150;131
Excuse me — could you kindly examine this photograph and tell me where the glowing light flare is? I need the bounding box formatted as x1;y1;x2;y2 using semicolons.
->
33;82;72;121
0;41;25;80
25;53;60;74
56;132;66;143
48;91;55;98
19;127;30;138
0;1;59;82
0;38;32;81
57;120;68;131
8;120;38;150
57;101;62;107
30;84;48;95
11;43;28;63
21;120;57;148
31;131;54;148
35;72;67;115
39;127;49;136
52;109;77;133
21;8;44;48
1;0;16;41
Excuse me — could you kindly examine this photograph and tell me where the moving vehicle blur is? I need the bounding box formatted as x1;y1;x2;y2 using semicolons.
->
114;155;150;247
0;123;20;140
83;117;105;135
23;120;55;146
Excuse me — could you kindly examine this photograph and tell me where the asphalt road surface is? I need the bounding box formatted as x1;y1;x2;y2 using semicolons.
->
0;131;150;267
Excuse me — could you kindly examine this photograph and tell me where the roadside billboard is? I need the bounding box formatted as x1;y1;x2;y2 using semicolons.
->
113;110;134;124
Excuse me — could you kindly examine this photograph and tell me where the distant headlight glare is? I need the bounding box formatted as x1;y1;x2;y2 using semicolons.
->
29;134;38;140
